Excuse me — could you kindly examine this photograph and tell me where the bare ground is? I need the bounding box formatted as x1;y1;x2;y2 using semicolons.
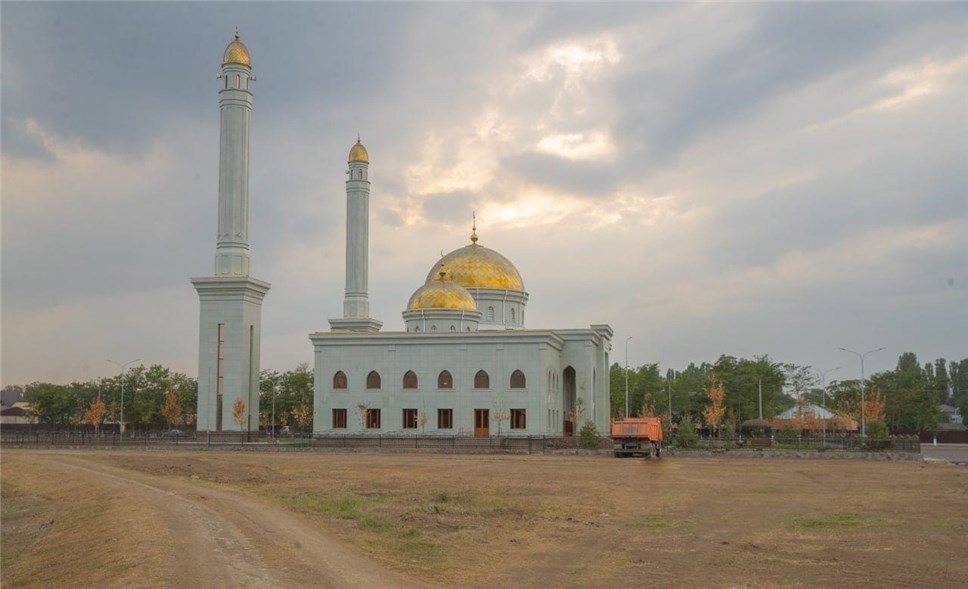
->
2;449;966;588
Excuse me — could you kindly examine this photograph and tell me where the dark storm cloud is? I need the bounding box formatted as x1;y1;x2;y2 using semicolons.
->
613;3;968;168
0;2;412;159
705;149;968;272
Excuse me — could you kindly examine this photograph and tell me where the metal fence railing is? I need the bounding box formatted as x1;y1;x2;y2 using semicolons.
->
0;430;919;454
665;434;921;453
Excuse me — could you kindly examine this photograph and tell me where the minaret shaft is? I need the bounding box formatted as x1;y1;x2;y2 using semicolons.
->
343;173;370;317
329;140;381;332
215;66;253;276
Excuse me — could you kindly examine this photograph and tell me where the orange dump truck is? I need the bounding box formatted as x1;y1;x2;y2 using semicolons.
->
611;417;663;458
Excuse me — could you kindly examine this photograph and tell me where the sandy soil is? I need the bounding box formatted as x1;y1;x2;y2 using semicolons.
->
2;449;967;588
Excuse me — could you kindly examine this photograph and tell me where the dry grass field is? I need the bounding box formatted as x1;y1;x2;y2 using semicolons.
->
2;449;967;588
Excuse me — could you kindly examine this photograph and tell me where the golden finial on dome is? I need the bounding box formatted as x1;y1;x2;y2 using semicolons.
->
470;211;478;244
348;137;369;163
223;30;251;67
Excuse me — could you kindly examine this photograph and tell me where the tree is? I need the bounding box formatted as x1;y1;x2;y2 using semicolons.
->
702;377;726;436
356;403;370;430
232;397;246;430
676;418;698;448
291;402;313;434
958;395;968;427
578;420;601;450
491;405;510;436
418;412;429;434
160;390;183;429
83;398;107;435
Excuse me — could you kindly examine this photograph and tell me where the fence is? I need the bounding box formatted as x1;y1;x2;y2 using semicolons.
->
667;434;921;453
0;429;602;454
1;428;921;454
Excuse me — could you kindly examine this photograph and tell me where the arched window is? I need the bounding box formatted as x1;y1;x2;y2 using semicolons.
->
403;370;418;389
333;371;347;389
474;370;490;389
486;306;495;321
236;74;241;88
510;369;526;389
430;325;437;332
510;308;516;323
366;371;381;389
449;325;456;331
438;370;453;389
415;325;421;332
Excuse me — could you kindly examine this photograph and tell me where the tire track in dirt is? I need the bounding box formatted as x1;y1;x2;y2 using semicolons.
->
39;454;421;589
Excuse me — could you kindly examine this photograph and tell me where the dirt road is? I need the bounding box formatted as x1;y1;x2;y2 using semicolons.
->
1;452;418;589
4;450;967;588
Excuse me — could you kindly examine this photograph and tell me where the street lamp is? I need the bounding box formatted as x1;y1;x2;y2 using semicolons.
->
107;358;140;436
625;337;632;418
838;347;885;438
270;380;278;443
814;367;839;448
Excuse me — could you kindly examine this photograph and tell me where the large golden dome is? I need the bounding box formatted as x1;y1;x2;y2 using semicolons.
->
407;273;477;311
348;139;369;163
428;237;524;291
223;33;251;67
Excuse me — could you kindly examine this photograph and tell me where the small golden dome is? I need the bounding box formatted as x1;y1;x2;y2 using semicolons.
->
348;138;369;163
223;32;251;67
407;273;477;311
428;242;524;291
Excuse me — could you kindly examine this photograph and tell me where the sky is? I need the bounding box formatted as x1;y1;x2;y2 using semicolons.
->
2;2;967;387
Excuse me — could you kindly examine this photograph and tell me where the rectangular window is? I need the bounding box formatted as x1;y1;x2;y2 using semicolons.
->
402;408;418;429
366;408;382;429
332;408;347;429
511;408;526;430
437;408;453;429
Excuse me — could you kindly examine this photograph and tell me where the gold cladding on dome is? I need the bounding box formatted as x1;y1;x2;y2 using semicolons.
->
348;139;369;163
407;277;477;311
223;33;251;67
428;243;524;291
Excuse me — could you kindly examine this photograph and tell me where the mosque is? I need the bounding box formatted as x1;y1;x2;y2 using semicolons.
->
194;34;613;437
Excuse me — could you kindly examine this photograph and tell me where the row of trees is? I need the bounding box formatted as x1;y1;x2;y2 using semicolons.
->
12;362;317;433
16;364;197;431
9;352;965;435
609;353;968;435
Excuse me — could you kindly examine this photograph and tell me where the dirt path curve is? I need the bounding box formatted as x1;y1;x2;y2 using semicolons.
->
29;453;421;589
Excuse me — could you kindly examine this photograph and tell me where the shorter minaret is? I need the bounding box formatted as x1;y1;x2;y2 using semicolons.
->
329;138;382;332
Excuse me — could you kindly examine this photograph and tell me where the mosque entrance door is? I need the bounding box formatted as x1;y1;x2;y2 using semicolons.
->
474;409;490;438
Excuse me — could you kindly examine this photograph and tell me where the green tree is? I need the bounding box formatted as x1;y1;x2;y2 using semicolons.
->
676;418;698;448
578;420;601;450
260;364;314;428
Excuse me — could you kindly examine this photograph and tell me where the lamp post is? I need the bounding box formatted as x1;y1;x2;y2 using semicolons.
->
814;367;839;448
624;337;632;418
271;380;277;443
107;358;140;437
838;347;885;439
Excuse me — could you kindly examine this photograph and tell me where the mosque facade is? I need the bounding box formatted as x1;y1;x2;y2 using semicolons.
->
310;136;614;437
195;35;613;436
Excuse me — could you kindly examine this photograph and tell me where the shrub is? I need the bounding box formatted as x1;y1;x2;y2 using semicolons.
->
776;425;798;445
864;420;892;450
676;418;698;448
578;420;601;450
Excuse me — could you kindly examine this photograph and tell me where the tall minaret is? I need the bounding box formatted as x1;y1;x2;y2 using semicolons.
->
191;33;270;433
329;138;382;332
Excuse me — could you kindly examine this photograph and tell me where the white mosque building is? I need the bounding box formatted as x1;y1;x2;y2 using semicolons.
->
195;34;613;437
